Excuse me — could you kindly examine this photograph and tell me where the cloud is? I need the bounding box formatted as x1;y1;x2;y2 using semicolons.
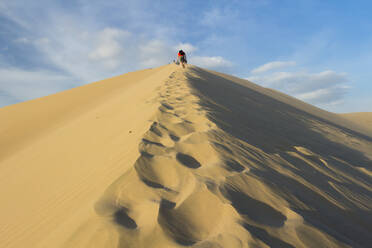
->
251;61;296;74
248;70;347;93
174;43;197;54
89;28;128;60
0;67;74;107
31;23;137;82
0;1;235;108
139;40;175;67
247;68;350;105
295;86;350;105
88;28;131;70
14;37;30;44
191;56;233;69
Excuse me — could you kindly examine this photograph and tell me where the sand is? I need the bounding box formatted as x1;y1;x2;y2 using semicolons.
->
340;112;372;132
0;64;371;248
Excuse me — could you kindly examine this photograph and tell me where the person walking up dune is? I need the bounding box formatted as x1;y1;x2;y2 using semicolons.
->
178;50;187;68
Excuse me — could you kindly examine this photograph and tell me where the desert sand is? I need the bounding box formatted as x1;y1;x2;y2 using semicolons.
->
0;64;371;248
340;112;372;132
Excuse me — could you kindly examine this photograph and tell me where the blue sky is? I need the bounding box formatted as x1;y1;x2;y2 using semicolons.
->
1;0;371;112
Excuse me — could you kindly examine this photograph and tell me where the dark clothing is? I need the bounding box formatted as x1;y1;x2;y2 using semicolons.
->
178;50;187;63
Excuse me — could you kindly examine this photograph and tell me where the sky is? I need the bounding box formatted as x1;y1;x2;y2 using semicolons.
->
1;0;371;113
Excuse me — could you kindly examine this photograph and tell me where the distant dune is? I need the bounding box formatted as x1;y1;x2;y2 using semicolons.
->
340;112;372;132
1;64;371;248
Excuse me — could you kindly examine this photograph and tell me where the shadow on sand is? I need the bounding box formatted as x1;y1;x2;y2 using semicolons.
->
186;67;372;167
186;67;372;247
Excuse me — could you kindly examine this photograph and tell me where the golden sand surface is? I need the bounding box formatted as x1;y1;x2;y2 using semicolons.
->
340;112;372;132
1;64;371;248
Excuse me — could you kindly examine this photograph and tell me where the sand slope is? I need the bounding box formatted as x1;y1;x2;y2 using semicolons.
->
340;112;372;132
1;65;371;248
0;65;175;247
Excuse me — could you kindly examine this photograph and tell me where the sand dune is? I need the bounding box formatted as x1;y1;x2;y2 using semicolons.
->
1;65;371;248
340;112;372;132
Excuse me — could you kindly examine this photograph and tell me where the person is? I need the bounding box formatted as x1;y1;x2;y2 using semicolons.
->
177;50;187;68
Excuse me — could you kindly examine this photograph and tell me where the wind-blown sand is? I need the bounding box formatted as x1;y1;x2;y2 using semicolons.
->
340;112;372;132
0;64;371;248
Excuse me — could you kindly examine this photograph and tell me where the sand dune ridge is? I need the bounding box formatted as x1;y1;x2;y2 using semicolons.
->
1;65;371;248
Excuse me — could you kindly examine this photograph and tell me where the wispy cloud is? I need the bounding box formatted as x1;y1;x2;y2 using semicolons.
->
138;40;174;67
192;56;233;69
174;43;197;54
251;61;296;74
295;86;350;105
0;1;234;107
248;61;350;106
1;0;370;113
13;37;31;44
0;67;74;105
88;28;129;62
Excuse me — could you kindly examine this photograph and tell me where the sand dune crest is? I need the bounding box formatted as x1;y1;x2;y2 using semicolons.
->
1;65;371;248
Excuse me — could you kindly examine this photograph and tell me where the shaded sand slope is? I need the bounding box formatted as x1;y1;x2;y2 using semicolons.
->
1;65;372;248
340;112;372;132
183;67;372;247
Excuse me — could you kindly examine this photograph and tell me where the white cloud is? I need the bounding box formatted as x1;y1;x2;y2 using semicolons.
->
174;43;197;54
248;70;347;93
88;28;130;70
0;68;74;107
14;37;30;44
0;1;235;107
251;61;296;74
139;40;175;68
32;24;135;82
247;68;350;105
191;56;233;69
295;86;350;105
89;28;128;60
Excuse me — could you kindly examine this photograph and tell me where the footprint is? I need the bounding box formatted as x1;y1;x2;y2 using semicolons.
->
142;138;165;147
158;186;225;245
162;122;195;137
149;122;163;137
114;208;137;229
175;141;220;167
169;134;180;142
213;142;234;155
242;223;295;248
134;155;192;193
221;185;287;227
224;159;245;172
176;153;201;169
156;111;182;124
